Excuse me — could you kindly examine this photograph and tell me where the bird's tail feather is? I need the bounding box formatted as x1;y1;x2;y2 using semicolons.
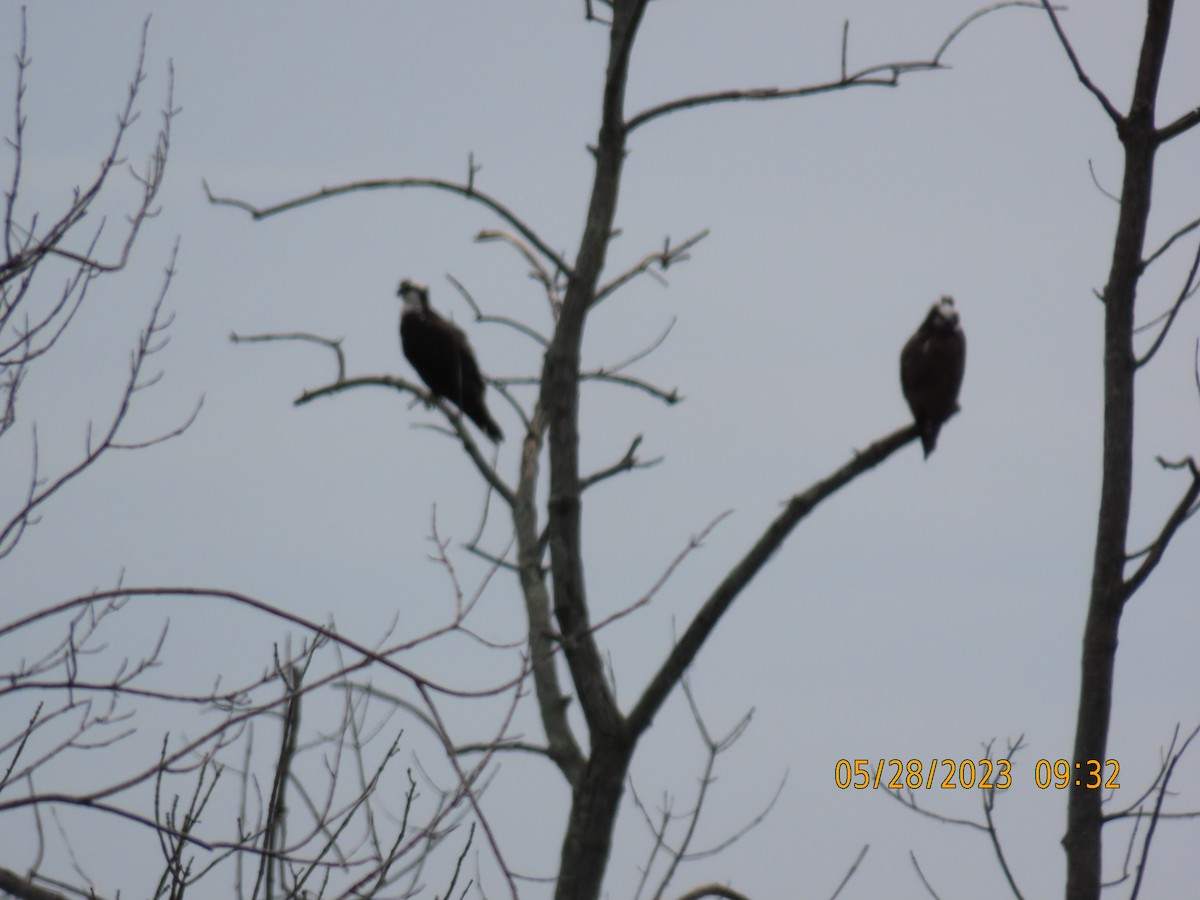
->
469;408;504;443
920;425;938;458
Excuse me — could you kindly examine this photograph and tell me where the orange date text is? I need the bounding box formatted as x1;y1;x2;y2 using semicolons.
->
834;758;1012;790
1033;759;1120;789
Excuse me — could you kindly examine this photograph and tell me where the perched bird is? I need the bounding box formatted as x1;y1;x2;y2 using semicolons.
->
397;279;504;442
900;295;966;458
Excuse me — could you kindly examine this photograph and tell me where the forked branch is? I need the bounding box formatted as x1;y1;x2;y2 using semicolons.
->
1121;456;1200;602
595;230;710;305
635;676;780;900
888;735;1027;900
0;244;200;559
475;228;565;317
581;434;663;492
229;331;518;507
1129;723;1200;899
1135;241;1200;368
626;2;1049;133
1141;215;1200;270
447;272;550;348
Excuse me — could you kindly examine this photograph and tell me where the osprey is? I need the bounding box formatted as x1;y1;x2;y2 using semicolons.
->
397;280;504;443
900;295;965;458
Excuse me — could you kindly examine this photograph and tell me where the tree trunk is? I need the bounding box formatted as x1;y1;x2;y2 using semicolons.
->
547;4;649;898
554;735;635;900
1063;3;1171;897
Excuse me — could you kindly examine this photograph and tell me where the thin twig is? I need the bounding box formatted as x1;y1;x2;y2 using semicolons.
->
910;851;943;900
446;272;549;347
1130;723;1200;899
231;331;347;382
581;434;664;491
595;230;709;304
1121;457;1200;600
1038;0;1123;125
827;844;869;900
1135;242;1200;368
1087;159;1120;204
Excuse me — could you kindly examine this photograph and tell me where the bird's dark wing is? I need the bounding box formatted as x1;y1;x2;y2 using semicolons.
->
900;327;965;457
401;311;503;442
402;312;470;403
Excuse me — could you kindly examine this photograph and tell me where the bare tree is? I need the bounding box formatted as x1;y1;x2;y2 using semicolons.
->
0;13;492;900
1036;2;1200;898
0;13;533;896
0;581;526;899
0;11;197;561
883;3;1200;898
207;3;1045;898
26;2;1195;898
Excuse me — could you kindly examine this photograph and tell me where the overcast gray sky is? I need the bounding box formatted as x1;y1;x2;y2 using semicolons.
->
4;1;1200;897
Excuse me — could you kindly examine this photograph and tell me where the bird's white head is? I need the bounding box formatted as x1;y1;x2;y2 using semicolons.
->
932;295;958;328
398;279;429;314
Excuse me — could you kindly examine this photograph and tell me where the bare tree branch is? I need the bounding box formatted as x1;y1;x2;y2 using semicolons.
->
0;589;523;701
511;399;585;788
979;737;1027;900
204;175;572;280
2;584;524;898
0;244;201;559
0;867;71;900
891;735;1027;899
581;434;663;492
504;367;681;405
230;328;519;508
595;231;709;304
1;17;175;284
642;678;780;899
1129;723;1200;899
1141;214;1200;270
1106;725;1200;827
255;664;302;900
1038;0;1124;126
1087;159;1121;205
447;272;550;347
475;228;564;318
626;3;1048;133
628;421;921;738
0;13;185;560
311;374;519;506
1156;105;1200;143
597;316;678;376
827;844;869;900
1121;457;1200;601
582;0;613;28
587;511;732;647
412;679;522;900
910;851;944;900
230;330;347;382
886;788;987;833
1135;242;1200;367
